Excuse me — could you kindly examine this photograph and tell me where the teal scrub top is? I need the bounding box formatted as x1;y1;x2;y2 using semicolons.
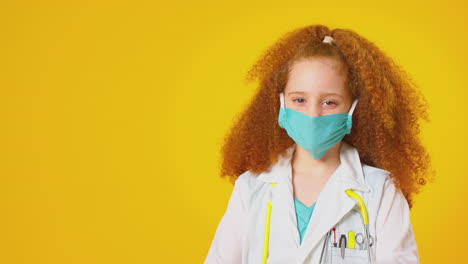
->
293;197;316;245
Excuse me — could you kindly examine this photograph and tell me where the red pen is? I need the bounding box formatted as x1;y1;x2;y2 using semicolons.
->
332;228;337;247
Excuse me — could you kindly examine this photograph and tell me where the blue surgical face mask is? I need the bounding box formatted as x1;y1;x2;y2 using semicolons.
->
277;92;358;160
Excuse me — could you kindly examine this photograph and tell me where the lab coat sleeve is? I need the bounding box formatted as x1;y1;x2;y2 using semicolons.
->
375;176;420;264
204;178;247;264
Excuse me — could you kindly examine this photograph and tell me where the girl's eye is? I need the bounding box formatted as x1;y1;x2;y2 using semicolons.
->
323;100;336;106
292;98;337;106
292;98;306;104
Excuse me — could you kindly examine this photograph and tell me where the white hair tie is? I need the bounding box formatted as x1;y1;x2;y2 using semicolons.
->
322;35;335;44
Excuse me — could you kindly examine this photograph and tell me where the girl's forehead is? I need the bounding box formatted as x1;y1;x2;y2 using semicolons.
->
286;58;349;96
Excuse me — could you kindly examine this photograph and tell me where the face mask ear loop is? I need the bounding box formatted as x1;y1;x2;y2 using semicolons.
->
348;98;359;115
279;92;285;109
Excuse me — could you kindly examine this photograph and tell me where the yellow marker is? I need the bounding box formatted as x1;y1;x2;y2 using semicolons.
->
348;231;356;248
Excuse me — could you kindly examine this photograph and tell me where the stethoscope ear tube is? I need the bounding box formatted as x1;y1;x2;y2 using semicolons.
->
345;189;369;225
262;182;278;264
319;229;332;263
364;225;373;263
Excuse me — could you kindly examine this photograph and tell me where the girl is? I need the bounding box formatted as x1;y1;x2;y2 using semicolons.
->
204;24;434;264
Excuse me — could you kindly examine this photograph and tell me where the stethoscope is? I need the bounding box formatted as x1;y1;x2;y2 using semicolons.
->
262;184;373;264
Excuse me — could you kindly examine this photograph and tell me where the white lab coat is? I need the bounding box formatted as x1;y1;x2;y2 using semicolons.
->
204;141;419;264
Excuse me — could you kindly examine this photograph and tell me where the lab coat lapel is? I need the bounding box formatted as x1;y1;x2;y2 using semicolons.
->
299;142;372;258
258;145;301;246
295;170;361;262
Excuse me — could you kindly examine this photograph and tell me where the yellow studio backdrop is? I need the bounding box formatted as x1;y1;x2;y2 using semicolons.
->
0;0;466;263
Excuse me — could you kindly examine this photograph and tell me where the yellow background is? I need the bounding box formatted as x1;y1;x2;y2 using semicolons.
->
1;0;465;263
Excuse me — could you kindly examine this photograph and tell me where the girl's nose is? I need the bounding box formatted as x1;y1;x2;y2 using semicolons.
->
305;107;322;117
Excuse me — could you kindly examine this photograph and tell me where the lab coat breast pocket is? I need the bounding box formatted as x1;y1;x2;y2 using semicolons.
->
329;247;369;264
327;207;372;263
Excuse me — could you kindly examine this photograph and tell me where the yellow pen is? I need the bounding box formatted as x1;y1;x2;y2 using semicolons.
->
348;231;356;248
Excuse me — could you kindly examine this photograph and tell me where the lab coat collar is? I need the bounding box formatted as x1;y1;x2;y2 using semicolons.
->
257;141;372;260
258;141;371;193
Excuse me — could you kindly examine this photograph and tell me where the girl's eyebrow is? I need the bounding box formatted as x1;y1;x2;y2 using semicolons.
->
287;91;307;95
321;92;344;98
287;91;344;98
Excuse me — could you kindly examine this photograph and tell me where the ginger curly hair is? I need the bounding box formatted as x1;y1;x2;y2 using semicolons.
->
219;24;435;209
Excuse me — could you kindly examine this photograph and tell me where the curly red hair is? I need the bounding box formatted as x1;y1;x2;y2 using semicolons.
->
219;24;435;209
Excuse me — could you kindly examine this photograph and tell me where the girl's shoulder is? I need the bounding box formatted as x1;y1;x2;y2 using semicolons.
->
362;163;392;188
362;163;391;177
361;163;402;206
234;170;263;195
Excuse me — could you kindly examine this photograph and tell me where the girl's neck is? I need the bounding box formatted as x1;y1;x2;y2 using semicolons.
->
291;142;342;180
